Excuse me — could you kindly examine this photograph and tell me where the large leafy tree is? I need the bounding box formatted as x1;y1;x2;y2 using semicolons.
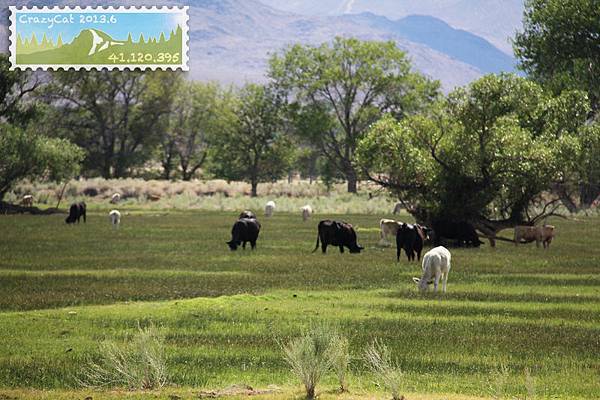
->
0;54;40;125
210;84;293;197
357;74;592;245
42;70;177;178
514;0;600;207
270;37;439;193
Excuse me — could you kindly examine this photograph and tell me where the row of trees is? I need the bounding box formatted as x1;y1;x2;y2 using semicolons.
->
1;0;599;237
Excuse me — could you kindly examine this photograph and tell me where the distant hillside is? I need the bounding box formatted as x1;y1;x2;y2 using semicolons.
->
0;0;514;90
260;0;524;55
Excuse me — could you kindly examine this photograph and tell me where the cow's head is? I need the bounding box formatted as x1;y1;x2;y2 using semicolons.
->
65;216;75;224
226;240;240;251
349;244;364;254
412;277;434;291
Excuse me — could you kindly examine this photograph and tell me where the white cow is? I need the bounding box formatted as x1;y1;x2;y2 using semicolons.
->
379;218;402;245
109;210;121;229
301;205;312;221
110;193;121;204
413;246;451;293
265;201;276;217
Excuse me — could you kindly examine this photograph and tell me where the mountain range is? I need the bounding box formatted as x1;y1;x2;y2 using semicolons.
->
0;0;524;90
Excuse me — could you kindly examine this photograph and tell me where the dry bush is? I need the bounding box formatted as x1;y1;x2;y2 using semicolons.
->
80;325;168;390
364;339;404;400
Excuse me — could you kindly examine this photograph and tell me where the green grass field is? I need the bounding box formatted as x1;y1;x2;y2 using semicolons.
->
0;210;599;399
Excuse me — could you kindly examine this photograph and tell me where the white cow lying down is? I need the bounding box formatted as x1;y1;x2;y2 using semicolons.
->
109;210;121;229
413;246;451;293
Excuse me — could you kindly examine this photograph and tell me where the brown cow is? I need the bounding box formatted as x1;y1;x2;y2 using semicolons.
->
514;225;555;249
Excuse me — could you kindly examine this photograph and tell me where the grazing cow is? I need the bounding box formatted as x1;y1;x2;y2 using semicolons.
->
396;223;427;262
65;202;86;224
431;220;483;247
301;205;313;221
239;210;256;219
392;202;403;215
514;225;555;249
109;210;121;229
227;218;261;251
312;220;364;254
21;195;33;207
379;219;402;245
265;201;276;217
413;246;451;293
110;193;121;204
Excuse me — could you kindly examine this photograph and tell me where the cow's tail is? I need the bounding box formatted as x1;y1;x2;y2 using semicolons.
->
312;230;320;253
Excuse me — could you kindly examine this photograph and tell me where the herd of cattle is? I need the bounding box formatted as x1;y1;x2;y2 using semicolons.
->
17;193;556;293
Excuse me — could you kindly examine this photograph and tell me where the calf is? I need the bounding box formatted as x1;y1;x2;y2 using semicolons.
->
65;202;86;224
21;195;33;207
514;225;555;249
227;218;261;251
312;220;364;254
380;219;402;245
413;246;451;293
396;223;427;262
265;201;276;217
301;205;312;222
109;210;121;229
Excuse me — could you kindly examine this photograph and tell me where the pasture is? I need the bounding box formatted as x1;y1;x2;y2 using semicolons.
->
0;210;599;399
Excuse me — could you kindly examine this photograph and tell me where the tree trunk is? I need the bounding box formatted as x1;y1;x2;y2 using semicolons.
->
251;181;258;197
346;169;357;193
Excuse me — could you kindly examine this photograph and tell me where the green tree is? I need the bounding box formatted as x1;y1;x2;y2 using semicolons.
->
270;37;439;193
44;70;178;178
210;84;293;197
0;54;40;125
0;124;83;200
357;74;588;245
160;81;231;180
514;0;600;206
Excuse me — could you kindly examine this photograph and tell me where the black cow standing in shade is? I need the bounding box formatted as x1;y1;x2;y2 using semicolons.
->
312;220;364;254
396;223;428;262
65;202;86;224
431;219;483;247
227;217;261;251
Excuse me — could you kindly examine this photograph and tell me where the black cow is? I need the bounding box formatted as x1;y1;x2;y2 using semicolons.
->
227;218;261;251
65;202;86;224
239;210;256;219
431;220;483;247
312;220;364;254
396;223;427;262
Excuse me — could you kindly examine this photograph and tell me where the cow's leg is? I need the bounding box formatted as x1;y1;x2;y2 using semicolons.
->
433;271;442;293
442;272;448;293
535;239;540;248
396;247;401;262
339;246;344;254
322;243;327;254
251;241;256;250
242;241;247;249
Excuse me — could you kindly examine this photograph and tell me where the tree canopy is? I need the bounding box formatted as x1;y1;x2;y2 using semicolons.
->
270;37;440;193
357;74;594;244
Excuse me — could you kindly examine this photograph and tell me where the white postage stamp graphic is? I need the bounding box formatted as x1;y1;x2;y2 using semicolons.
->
9;6;189;70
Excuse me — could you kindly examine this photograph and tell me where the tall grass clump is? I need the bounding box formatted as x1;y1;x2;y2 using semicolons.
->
80;325;168;390
282;323;350;399
364;339;405;400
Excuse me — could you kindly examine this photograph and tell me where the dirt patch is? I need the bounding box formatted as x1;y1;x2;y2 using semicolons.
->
198;384;281;398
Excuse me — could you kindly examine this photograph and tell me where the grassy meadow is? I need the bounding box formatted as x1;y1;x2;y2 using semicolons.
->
0;207;599;399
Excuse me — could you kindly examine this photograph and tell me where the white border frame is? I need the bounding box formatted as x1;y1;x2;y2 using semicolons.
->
9;5;189;71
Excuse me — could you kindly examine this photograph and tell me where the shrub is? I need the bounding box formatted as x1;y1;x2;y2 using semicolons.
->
364;339;404;400
282;323;339;399
329;335;351;392
80;325;168;390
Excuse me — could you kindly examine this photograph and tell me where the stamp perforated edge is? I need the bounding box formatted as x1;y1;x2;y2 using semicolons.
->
8;5;189;71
